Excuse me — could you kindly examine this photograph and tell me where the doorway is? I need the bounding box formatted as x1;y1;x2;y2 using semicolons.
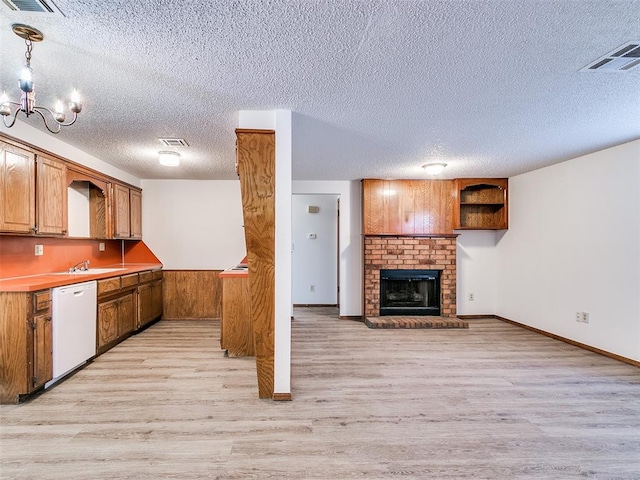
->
292;194;339;305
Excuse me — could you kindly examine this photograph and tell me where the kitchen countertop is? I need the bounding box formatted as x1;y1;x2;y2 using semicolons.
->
219;263;248;279
0;263;163;292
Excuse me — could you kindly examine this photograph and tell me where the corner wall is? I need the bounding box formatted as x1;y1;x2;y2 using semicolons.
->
495;140;640;361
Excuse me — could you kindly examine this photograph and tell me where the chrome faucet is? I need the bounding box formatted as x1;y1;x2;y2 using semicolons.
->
69;260;90;273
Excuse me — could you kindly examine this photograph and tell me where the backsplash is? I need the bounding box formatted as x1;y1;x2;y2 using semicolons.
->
0;236;122;279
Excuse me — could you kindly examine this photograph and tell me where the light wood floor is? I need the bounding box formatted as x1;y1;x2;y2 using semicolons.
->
2;307;640;479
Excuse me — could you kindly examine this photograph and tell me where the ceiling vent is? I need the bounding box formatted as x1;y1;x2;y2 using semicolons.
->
159;138;189;147
581;41;640;73
1;0;63;14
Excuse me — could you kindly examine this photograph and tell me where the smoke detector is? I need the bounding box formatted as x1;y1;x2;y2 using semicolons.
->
581;41;640;73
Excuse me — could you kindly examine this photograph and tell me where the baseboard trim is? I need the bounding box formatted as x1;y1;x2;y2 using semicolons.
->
339;315;364;321
273;392;292;401
456;314;495;319
162;317;219;321
493;315;640;368
293;304;338;307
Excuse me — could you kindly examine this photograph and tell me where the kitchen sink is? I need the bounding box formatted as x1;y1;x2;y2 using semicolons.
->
52;268;126;275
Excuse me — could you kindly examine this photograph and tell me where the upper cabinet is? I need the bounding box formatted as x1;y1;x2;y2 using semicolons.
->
0;140;35;234
453;178;508;230
111;183;142;240
36;154;68;236
362;179;455;235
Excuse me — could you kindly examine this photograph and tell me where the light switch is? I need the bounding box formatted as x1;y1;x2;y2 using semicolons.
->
99;242;106;251
35;245;44;256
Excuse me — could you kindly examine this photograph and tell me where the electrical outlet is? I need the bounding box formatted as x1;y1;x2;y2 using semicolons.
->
99;242;105;252
576;312;582;322
468;293;474;301
310;285;315;292
34;245;43;256
582;312;590;324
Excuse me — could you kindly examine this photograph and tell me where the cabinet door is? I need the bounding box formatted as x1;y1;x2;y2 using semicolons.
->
97;298;119;350
30;313;53;391
130;189;142;239
113;184;130;238
36;155;68;235
117;293;135;338
0;141;35;233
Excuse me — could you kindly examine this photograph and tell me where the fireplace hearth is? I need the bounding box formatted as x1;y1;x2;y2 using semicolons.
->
380;269;441;316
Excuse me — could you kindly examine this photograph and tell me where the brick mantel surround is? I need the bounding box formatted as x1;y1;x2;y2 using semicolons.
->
363;235;458;318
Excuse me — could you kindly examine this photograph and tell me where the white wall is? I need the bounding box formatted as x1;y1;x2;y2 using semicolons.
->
292;194;339;304
67;182;90;238
456;230;498;315
140;180;246;269
293;181;362;317
1;120;140;186
495;139;640;361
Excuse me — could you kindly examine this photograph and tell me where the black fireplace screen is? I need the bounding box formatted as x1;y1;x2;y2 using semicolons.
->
379;269;441;316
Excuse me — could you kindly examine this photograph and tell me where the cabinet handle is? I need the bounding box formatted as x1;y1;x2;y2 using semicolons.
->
45;316;52;322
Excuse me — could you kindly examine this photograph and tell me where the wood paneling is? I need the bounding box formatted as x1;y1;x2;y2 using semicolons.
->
362;179;454;235
31;312;52;391
0;140;35;233
36;155;67;235
162;270;221;320
453;178;508;230
236;129;276;399
89;185;107;238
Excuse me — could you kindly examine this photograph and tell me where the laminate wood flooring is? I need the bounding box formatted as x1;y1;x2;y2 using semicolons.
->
2;307;639;479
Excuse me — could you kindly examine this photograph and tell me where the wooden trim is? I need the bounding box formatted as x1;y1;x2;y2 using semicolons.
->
272;392;292;401
456;314;495;319
339;315;364;321
162;270;222;320
235;129;276;134
494;315;640;368
162;317;218;321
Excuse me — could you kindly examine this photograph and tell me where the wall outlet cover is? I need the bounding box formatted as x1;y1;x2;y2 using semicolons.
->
35;245;44;256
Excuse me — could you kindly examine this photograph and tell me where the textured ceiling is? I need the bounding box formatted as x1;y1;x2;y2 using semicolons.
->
1;1;639;180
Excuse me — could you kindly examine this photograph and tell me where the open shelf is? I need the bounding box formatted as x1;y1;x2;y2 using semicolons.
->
454;179;508;230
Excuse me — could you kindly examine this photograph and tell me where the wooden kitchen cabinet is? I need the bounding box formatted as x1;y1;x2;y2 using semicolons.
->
97;291;135;354
130;189;142;239
453;178;508;230
112;183;131;238
0;290;53;404
220;275;254;357
0;140;35;234
36;154;68;235
137;272;163;330
112;183;142;239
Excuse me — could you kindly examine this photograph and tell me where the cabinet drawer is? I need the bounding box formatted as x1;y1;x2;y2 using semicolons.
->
139;271;153;284
98;277;121;296
33;290;51;312
152;270;163;281
120;273;139;288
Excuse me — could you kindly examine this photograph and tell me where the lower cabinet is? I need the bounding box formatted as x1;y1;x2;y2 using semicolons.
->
0;290;53;404
97;291;135;354
137;271;163;330
220;275;254;357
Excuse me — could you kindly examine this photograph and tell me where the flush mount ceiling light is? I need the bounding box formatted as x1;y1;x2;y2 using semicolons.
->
158;151;180;167
1;24;83;134
422;163;447;175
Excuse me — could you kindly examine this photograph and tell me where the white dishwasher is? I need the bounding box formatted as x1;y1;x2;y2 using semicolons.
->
51;280;97;381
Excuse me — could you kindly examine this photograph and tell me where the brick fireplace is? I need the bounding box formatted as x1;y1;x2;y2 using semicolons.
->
363;235;458;318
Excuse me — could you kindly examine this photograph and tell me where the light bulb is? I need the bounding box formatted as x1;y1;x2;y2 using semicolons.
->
71;89;80;103
0;91;8;105
55;100;64;114
421;163;447;175
20;67;32;82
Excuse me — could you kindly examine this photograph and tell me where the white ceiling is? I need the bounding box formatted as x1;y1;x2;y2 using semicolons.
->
1;0;639;181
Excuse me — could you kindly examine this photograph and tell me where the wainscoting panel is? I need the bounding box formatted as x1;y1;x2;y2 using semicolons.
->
162;270;222;320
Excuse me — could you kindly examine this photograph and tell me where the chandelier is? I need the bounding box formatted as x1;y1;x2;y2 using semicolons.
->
1;24;82;134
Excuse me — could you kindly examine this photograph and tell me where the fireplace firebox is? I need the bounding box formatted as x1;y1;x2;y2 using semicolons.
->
379;269;441;316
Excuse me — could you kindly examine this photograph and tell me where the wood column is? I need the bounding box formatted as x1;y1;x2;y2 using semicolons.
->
235;129;276;399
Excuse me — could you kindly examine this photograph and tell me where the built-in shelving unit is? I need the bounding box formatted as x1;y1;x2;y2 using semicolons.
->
454;178;508;230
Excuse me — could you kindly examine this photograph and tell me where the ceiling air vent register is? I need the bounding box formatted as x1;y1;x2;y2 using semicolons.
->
159;138;189;147
582;41;640;72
